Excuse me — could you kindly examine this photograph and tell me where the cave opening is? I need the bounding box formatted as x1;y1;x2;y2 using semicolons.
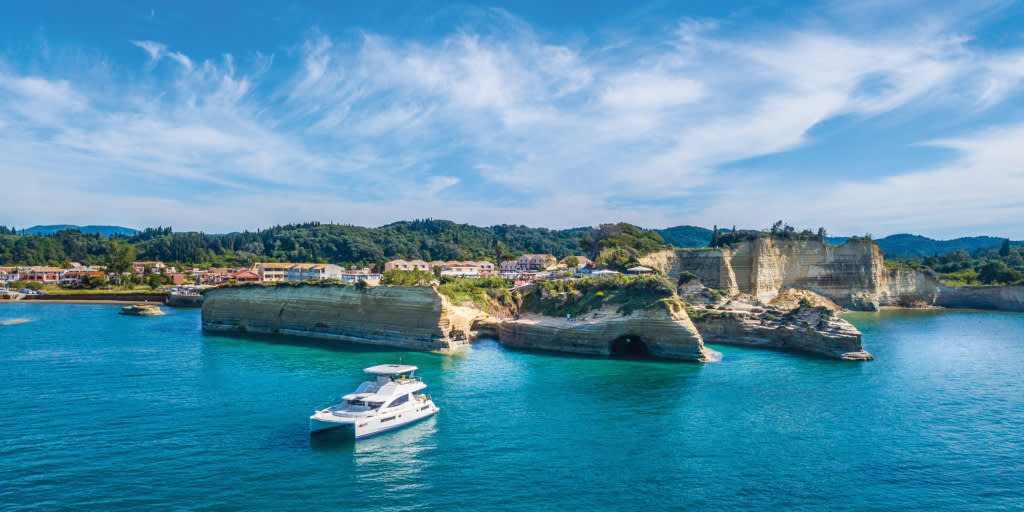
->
610;335;649;357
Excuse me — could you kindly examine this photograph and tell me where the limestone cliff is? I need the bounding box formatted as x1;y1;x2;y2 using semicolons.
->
497;300;716;362
642;239;887;308
642;238;1017;312
202;284;487;352
202;283;717;361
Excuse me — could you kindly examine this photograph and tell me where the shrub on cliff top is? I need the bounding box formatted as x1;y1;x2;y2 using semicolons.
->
522;274;676;317
677;271;699;286
437;276;513;314
380;269;434;286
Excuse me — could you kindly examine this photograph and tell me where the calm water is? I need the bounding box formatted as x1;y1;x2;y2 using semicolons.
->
1;304;1022;511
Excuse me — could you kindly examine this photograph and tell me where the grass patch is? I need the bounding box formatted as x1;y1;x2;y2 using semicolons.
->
437;276;515;314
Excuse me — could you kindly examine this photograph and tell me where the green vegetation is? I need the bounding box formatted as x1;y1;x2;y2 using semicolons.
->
563;254;579;269
520;274;676;317
892;243;1024;286
380;269;435;286
0;220;596;269
9;280;43;291
709;221;829;248
586;223;670;271
655;225;712;248
867;233;1022;258
437;276;515;313
677;271;698;286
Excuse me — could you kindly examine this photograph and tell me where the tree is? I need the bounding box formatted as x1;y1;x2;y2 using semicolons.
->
146;273;164;288
978;261;1011;284
770;220;784;235
710;225;720;248
1000;238;1011;258
564;254;579;269
107;241;136;285
817;227;827;241
580;232;595;258
494;240;505;265
83;274;108;289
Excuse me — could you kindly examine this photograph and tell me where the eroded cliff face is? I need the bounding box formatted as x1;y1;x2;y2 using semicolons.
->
202;284;718;361
202;284;486;352
643;239;949;311
497;301;716;362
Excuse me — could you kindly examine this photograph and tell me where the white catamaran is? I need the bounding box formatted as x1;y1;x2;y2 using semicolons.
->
309;364;439;439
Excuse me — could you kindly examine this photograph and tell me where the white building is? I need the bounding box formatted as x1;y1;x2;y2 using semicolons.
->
286;263;344;281
340;268;382;283
253;262;294;282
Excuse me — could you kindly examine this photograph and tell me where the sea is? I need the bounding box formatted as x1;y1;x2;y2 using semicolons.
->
1;303;1022;511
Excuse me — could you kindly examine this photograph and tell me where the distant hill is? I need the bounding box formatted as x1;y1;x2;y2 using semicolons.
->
22;225;138;237
828;233;1022;257
656;225;713;248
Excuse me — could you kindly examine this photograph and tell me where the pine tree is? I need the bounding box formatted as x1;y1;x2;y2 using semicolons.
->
1000;238;1011;258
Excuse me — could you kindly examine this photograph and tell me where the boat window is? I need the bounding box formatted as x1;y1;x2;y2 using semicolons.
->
387;394;410;408
348;400;366;407
367;402;383;409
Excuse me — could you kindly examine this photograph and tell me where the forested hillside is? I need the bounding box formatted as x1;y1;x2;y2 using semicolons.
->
0;220;658;269
828;233;1023;257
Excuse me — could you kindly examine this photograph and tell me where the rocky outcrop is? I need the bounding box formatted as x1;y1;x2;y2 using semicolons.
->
935;285;1024;312
202;284;487;352
690;303;872;361
497;300;717;362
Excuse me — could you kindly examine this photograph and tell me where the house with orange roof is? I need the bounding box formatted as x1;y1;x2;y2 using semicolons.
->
229;270;261;283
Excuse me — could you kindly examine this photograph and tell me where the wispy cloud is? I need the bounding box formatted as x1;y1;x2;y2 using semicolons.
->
131;40;166;61
3;4;1024;236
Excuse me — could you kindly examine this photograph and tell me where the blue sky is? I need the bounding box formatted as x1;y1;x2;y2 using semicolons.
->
3;1;1024;237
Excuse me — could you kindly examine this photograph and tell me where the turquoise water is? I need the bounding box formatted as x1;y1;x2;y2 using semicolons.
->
1;304;1022;511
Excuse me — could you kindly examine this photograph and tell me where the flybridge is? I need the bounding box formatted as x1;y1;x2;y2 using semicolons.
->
363;364;418;376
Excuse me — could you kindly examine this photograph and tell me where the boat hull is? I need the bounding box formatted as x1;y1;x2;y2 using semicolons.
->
309;417;356;434
309;401;439;439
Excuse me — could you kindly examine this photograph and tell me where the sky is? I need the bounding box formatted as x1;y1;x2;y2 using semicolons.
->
2;1;1024;238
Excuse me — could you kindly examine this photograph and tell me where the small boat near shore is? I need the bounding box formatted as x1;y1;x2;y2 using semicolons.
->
310;364;439;439
118;303;165;316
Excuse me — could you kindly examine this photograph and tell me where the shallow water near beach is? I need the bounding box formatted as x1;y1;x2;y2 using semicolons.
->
1;303;1022;511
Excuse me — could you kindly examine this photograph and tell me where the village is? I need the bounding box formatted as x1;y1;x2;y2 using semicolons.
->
0;253;656;295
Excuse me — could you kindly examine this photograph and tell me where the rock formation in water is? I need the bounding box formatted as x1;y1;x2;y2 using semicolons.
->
203;283;715;361
686;295;871;361
497;299;717;361
202;284;488;352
